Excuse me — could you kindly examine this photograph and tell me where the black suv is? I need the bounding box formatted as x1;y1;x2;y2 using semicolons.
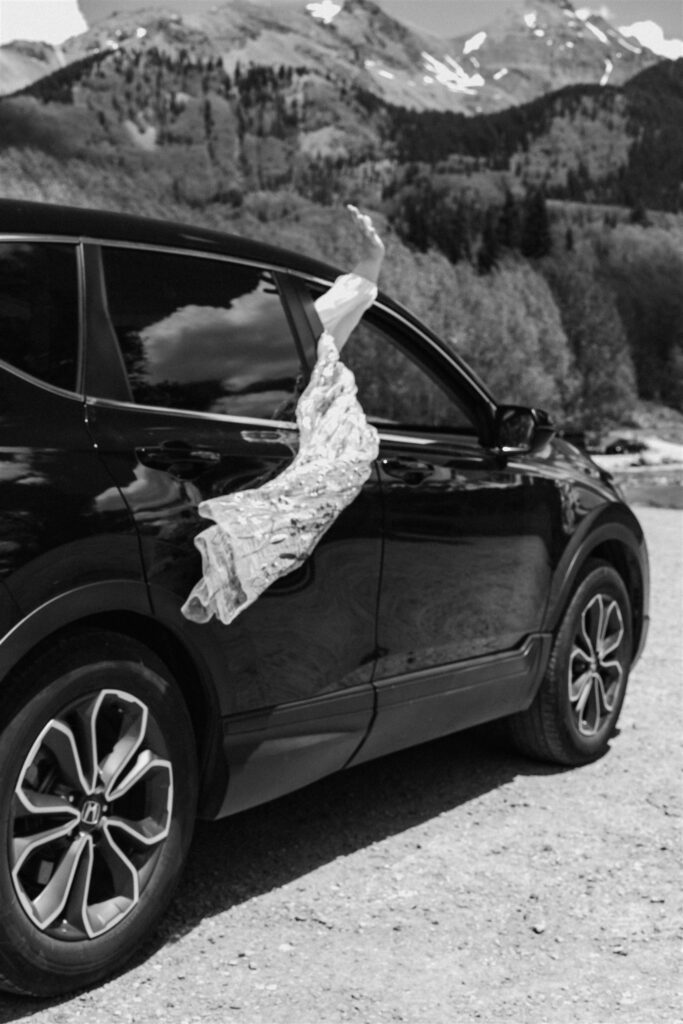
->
0;200;648;996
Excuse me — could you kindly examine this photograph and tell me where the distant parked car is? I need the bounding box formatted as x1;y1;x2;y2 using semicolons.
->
605;438;648;455
0;200;649;996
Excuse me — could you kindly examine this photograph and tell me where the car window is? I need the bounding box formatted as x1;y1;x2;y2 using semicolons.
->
340;315;475;433
100;247;302;419
0;242;79;391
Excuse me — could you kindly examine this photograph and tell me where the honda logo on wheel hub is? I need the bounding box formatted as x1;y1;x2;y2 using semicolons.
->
80;799;102;828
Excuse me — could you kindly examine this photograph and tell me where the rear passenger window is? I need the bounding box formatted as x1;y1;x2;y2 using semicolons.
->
0;242;79;391
101;247;302;420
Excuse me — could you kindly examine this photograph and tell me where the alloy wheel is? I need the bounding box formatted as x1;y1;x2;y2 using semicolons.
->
10;688;173;941
568;593;626;737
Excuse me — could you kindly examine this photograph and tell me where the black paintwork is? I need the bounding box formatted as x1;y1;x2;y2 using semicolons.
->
0;201;650;819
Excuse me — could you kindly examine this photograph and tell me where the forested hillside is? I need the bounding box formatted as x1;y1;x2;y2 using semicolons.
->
371;58;683;212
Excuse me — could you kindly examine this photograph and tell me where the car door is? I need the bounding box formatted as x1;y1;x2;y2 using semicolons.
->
83;243;382;811
330;306;556;762
0;238;143;624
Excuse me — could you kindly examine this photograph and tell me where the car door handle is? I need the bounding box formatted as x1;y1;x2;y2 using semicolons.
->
136;443;221;474
381;457;433;484
240;428;299;447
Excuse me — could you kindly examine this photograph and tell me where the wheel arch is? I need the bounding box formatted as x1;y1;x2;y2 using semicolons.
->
543;506;650;665
0;582;228;819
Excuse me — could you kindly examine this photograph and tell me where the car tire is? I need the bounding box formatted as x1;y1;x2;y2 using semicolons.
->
508;560;633;766
0;629;198;997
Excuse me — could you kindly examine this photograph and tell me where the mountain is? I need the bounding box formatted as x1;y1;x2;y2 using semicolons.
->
0;0;680;213
0;0;665;112
0;40;64;95
2;0;481;111
447;0;660;106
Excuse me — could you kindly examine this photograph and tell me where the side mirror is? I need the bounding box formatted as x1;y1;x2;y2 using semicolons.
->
493;405;555;455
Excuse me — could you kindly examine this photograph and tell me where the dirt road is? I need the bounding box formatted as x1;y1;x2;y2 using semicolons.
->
1;507;681;1024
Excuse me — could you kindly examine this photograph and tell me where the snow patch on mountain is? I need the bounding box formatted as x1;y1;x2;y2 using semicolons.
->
582;19;609;45
463;32;486;55
618;35;642;54
422;52;485;95
306;1;343;26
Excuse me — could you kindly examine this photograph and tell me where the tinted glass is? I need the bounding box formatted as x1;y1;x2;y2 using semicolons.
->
0;242;79;391
101;247;301;419
341;317;474;431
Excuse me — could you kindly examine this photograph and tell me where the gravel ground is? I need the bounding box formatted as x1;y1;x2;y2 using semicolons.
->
1;506;681;1024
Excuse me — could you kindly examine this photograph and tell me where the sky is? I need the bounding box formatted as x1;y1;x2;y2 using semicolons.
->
1;0;681;50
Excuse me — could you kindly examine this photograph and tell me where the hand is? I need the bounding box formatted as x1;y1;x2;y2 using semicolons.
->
346;204;385;284
346;204;385;259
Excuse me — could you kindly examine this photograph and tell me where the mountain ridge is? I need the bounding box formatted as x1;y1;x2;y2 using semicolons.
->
0;0;666;111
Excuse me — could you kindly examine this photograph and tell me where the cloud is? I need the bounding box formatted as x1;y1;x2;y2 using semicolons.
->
0;0;88;46
619;19;683;59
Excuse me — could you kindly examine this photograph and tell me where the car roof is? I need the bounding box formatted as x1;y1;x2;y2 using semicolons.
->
0;198;344;280
0;198;496;406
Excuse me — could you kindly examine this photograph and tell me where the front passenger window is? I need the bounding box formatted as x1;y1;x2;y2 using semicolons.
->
342;317;475;432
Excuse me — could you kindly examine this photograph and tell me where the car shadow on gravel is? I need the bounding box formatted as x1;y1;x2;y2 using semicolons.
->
165;726;569;940
0;726;569;1022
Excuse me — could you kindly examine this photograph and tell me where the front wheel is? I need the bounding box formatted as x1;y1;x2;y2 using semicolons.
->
508;561;633;766
0;631;197;996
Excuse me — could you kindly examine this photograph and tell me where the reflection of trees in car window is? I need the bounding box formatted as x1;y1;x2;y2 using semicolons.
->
102;248;301;418
342;318;473;431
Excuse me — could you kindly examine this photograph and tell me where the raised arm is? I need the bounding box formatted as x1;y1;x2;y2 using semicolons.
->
314;205;385;352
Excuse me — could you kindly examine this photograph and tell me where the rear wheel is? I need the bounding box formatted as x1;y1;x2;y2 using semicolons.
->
0;630;197;996
508;561;633;765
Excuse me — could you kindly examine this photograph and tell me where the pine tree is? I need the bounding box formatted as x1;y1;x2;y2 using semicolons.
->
497;189;522;251
477;207;500;274
520;188;552;259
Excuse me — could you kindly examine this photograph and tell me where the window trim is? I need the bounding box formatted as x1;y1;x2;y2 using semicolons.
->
82;236;293;275
0;359;86;401
0;233;302;276
76;241;87;395
85;394;305;431
0;233;81;244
